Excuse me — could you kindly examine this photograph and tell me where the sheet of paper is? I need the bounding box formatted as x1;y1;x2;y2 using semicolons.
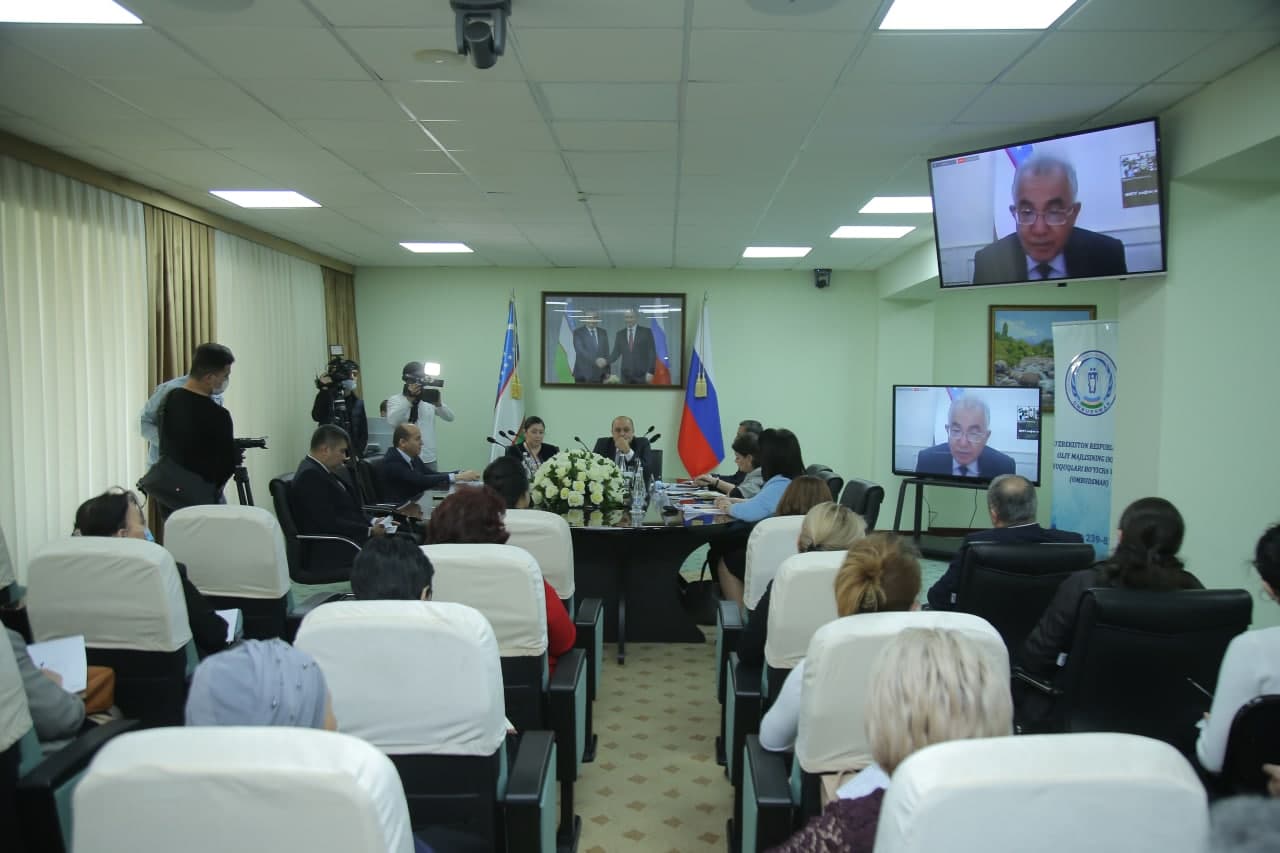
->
27;635;88;693
215;609;242;644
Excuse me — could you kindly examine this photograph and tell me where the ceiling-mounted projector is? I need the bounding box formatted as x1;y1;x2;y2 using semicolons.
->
450;0;512;70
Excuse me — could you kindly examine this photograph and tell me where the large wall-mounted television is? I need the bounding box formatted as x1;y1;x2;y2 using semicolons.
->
893;385;1043;485
928;118;1165;289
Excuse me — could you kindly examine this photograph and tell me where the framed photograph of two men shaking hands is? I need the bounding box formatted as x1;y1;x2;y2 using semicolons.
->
541;292;686;389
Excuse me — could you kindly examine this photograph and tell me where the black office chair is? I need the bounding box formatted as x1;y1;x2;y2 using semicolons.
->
1217;694;1280;796
955;541;1097;661
804;464;843;502
1015;588;1253;757
269;474;359;585
647;448;663;482
839;477;884;530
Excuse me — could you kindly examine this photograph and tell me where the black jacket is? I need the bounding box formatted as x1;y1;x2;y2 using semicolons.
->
289;456;371;543
376;450;451;504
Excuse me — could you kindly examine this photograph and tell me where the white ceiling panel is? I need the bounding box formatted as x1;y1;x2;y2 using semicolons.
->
1157;31;1280;83
221;147;372;181
290;119;432;151
454;150;569;177
139;149;273;187
369;172;482;200
923;122;1072;158
336;27;529;82
565;151;676;179
586;195;676;223
169;26;370;80
825;82;986;127
685;83;827;121
117;0;321;28
843;32;1039;84
553;121;677;151
472;176;578;200
389;81;542;122
691;0;880;32
1061;0;1272;31
39;116;200;151
93;77;278;119
0;26;218;78
1002;31;1220;85
307;0;439;28
424;120;558;151
577;172;678;195
516;0;687;29
680;146;795;176
688;29;859;84
327;148;458;173
241;80;406;120
166;118;312;149
539;83;678;121
958;84;1138;124
514;29;684;82
1088;83;1204;127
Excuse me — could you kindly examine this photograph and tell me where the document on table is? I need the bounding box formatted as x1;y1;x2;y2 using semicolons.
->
26;635;88;693
215;609;243;644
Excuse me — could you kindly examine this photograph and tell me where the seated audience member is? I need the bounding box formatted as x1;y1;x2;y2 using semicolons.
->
483;457;531;510
1209;795;1280;852
737;502;867;666
1197;523;1280;776
592;415;653;474
424;487;576;673
506;416;559;470
1020;497;1202;682
713;428;806;606
7;629;85;743
770;628;1013;853
698;431;763;498
378;423;479;504
185;638;335;730
351;536;434;602
74;489;229;657
926;473;1084;610
292;425;388;544
760;533;923;752
914;395;1016;480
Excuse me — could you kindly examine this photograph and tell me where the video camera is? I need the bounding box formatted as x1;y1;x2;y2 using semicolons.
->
402;362;445;405
234;437;268;451
316;356;359;392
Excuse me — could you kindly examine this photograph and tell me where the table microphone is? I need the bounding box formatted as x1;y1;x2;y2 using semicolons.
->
573;436;593;453
486;435;512;448
648;433;662;444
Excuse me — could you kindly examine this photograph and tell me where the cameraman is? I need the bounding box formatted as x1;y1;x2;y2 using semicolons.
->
158;343;237;507
386;361;454;472
312;358;368;459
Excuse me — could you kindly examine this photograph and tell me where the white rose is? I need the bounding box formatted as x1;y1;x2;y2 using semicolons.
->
560;487;571;499
572;481;585;493
544;486;559;502
567;491;584;508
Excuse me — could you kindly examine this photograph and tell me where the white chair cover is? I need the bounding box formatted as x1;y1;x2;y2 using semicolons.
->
295;600;507;756
423;543;547;657
0;627;33;752
164;505;290;598
763;550;844;670
26;538;191;652
73;727;414;853
796;611;1007;774
743;516;804;610
875;733;1208;853
505;508;575;600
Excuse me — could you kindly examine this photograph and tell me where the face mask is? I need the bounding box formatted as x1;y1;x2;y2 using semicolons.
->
341;379;356;392
214;376;230;395
144;528;156;543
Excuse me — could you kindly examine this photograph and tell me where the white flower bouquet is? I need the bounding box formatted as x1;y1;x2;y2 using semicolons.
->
531;448;626;513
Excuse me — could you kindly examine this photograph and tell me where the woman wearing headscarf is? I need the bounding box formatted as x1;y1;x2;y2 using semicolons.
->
185;639;335;729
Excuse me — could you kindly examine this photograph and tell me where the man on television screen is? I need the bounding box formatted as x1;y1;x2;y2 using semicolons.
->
971;155;1127;285
915;397;1016;479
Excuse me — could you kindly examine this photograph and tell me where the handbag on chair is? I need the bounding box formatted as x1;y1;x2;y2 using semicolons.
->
138;457;219;510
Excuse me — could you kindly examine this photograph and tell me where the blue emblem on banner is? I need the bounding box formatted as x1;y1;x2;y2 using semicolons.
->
1065;349;1117;416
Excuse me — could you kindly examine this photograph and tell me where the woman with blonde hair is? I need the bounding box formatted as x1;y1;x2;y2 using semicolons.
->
738;502;866;666
759;532;922;752
770;628;1013;852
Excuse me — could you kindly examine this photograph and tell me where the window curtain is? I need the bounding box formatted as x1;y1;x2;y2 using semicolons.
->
144;207;215;389
214;232;326;510
322;267;361;395
0;155;148;579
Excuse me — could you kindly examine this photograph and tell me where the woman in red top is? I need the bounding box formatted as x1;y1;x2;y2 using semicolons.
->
425;481;576;673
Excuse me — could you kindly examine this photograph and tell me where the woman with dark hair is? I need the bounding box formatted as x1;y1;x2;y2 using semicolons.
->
351;536;435;602
1196;522;1280;779
1021;496;1203;677
506;416;559;470
424;487;576;673
483;457;531;512
697;431;763;498
73;489;230;657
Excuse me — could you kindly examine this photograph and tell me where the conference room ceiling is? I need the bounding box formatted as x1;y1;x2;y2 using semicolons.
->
1;0;1277;270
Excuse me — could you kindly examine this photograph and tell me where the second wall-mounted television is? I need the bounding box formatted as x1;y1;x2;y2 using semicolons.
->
893;385;1043;485
928;118;1165;289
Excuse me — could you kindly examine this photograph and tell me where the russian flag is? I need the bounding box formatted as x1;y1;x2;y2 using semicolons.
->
677;298;724;477
650;314;672;385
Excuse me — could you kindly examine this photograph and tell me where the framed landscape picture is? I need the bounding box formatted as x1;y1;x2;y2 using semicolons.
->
989;305;1096;413
540;292;686;389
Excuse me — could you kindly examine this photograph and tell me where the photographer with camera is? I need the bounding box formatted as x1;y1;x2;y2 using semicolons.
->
311;357;368;459
386;361;454;472
155;343;238;509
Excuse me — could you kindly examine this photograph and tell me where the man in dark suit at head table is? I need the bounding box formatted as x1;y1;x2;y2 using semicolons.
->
927;474;1085;610
592;415;653;475
971;154;1128;285
915;396;1017;481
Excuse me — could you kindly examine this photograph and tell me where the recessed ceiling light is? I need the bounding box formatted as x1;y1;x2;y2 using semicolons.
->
742;246;812;259
0;0;142;24
880;0;1074;30
400;242;474;254
830;226;916;239
209;190;320;209
859;196;934;214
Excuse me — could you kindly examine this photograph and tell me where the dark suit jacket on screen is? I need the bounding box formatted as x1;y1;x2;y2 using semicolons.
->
926;524;1086;611
376;449;452;504
915;443;1017;480
592;436;653;475
289;456;371;544
572;325;611;383
971;228;1127;285
610;325;657;384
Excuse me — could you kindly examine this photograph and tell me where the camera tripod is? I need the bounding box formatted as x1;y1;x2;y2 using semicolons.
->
232;465;255;506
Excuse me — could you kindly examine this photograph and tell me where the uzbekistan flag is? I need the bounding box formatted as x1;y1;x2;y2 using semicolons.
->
677;298;724;477
490;296;524;461
650;314;672;385
551;297;576;382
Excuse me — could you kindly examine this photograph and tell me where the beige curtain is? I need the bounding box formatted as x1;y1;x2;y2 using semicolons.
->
143;206;215;538
322;267;362;394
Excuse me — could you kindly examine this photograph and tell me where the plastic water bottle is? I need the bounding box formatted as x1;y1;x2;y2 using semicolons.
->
630;462;647;514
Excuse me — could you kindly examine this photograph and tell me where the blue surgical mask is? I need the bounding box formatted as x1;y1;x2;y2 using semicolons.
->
214;376;231;395
144;528;156;542
341;379;356;392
